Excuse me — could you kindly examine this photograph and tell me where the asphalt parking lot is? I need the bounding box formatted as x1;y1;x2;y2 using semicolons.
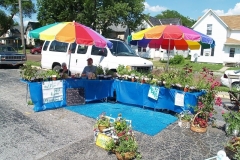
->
0;68;231;160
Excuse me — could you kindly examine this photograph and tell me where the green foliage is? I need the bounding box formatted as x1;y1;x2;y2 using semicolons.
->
152;59;223;72
155;10;197;28
19;64;38;80
27;100;33;105
169;55;185;65
115;135;138;154
223;111;240;136
37;0;146;37
0;0;36;36
95;113;110;127
96;65;104;75
113;118;129;134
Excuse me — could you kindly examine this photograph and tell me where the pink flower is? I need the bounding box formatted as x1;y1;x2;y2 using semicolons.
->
209;112;213;117
221;110;225;114
215;97;222;106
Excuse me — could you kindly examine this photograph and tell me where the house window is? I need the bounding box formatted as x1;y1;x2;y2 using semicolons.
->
142;48;146;52
138;47;141;52
207;24;212;35
229;48;235;57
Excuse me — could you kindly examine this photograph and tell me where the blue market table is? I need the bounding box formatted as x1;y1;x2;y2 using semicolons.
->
23;79;204;113
26;79;114;112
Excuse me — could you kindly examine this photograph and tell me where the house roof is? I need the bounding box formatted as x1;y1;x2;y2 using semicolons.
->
25;22;41;32
159;18;182;25
219;15;240;30
147;17;182;26
192;9;228;28
225;37;240;45
148;16;161;26
108;24;127;32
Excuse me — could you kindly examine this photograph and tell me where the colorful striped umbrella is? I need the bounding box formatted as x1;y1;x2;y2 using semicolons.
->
28;22;112;49
130;25;215;50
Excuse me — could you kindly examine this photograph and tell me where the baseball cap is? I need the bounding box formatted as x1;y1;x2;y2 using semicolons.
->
62;62;67;66
87;58;93;61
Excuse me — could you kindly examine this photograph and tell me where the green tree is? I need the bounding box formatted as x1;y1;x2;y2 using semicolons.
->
37;0;146;37
0;0;36;36
155;10;196;28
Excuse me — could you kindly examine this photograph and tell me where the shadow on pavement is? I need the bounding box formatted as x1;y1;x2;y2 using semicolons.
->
0;64;22;69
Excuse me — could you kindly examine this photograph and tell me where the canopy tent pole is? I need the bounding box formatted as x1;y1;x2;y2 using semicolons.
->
166;39;170;72
68;44;72;76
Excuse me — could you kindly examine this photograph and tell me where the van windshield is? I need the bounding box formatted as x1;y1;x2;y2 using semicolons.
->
109;40;138;57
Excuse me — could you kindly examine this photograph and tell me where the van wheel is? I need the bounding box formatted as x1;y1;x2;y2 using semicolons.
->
53;65;61;72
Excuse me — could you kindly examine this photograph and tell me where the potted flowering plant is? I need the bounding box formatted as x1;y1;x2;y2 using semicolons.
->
194;67;222;118
94;112;111;132
191;67;222;132
105;135;142;160
222;111;240;136
224;137;240;160
113;114;130;137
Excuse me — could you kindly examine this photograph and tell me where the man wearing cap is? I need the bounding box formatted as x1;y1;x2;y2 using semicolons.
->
81;58;97;77
59;62;71;78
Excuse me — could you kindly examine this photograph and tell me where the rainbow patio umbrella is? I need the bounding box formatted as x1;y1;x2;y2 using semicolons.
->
28;21;113;48
129;24;215;70
28;22;113;73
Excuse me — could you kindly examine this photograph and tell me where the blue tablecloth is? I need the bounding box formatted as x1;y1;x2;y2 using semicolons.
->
24;79;204;113
27;79;114;112
113;80;204;113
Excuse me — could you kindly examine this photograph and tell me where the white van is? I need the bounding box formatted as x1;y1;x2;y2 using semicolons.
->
41;39;153;74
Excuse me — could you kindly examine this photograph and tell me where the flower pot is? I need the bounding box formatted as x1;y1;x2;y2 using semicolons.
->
184;87;189;92
52;75;57;81
116;152;135;160
224;146;237;160
117;131;126;137
98;125;108;133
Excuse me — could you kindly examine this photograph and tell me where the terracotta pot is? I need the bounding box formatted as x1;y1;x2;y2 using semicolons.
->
184;87;189;92
116;152;135;160
98;125;108;132
117;131;126;137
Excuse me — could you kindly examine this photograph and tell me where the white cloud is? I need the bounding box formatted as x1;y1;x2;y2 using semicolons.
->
144;2;167;12
203;2;240;16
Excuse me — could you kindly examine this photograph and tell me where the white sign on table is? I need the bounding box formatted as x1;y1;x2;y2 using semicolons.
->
174;92;184;107
42;80;63;104
148;86;160;100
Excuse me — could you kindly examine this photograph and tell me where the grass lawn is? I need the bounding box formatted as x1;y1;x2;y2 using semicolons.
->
152;59;223;71
25;61;41;67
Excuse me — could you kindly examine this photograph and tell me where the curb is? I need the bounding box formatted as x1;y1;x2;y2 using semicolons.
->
216;92;230;99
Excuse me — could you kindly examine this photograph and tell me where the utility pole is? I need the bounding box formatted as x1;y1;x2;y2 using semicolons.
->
18;0;26;59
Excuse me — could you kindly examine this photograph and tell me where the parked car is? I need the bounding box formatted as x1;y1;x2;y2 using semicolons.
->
220;70;240;90
0;45;26;67
30;46;42;54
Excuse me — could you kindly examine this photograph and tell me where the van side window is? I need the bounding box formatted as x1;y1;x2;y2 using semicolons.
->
49;40;68;52
43;41;50;51
77;45;88;54
91;45;107;56
70;42;77;53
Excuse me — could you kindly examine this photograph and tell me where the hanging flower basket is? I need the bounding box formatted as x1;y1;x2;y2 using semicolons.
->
190;112;208;133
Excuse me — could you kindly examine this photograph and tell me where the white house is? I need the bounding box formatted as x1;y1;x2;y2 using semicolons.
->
192;9;240;65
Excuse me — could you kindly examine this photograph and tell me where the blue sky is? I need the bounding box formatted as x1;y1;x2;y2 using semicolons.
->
13;0;240;26
144;0;240;19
